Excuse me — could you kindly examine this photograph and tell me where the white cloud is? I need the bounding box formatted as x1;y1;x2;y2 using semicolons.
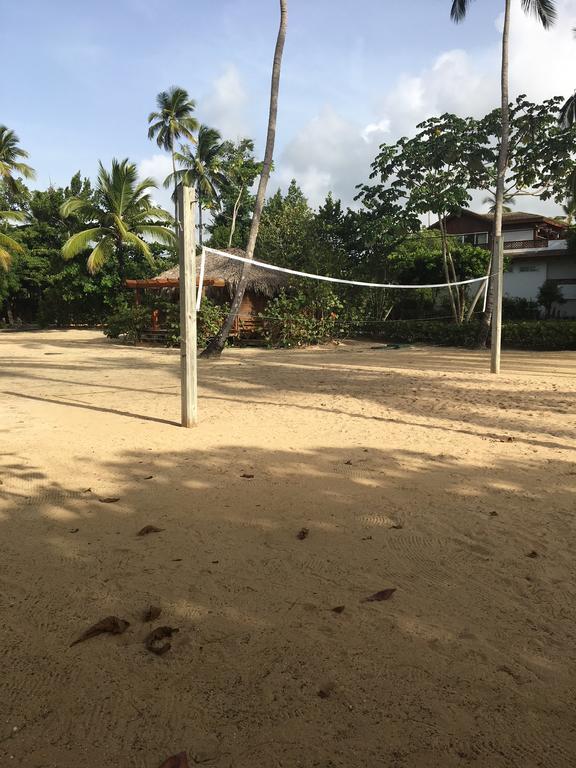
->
274;0;576;214
275;105;388;208
138;154;173;211
201;65;249;139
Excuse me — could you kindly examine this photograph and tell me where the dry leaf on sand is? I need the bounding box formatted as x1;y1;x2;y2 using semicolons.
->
70;616;130;646
145;626;179;656
142;605;162;622
138;525;164;536
360;589;396;603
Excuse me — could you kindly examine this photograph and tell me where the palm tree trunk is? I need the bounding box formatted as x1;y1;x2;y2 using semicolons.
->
202;0;288;357
228;186;244;248
172;149;179;237
198;193;203;248
478;0;511;354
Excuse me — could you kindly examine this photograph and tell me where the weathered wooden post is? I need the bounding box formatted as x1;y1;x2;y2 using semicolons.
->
177;183;198;427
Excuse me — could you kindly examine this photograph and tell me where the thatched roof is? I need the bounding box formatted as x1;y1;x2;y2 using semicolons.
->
154;248;288;297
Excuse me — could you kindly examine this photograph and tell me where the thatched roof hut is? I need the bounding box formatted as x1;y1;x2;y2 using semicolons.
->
125;248;288;337
149;248;288;297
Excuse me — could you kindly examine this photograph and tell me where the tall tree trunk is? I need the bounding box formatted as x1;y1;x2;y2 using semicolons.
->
198;193;203;248
172;147;179;237
478;0;511;352
228;186;244;248
117;241;126;285
438;216;459;323
202;0;288;357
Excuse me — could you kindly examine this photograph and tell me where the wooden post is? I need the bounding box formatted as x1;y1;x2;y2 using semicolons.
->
490;235;504;374
178;184;198;426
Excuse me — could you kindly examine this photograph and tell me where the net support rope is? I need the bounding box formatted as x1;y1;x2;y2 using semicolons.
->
196;245;491;311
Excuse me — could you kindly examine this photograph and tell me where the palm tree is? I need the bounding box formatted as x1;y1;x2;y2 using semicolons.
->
60;158;175;280
482;191;516;213
451;0;557;367
0;126;35;191
0;210;25;270
164;125;227;246
559;29;576;128
202;0;288;357
147;86;198;229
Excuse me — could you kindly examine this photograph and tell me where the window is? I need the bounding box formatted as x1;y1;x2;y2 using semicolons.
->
519;265;538;272
454;232;489;246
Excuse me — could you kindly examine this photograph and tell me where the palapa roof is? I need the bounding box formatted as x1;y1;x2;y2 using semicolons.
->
153;248;288;297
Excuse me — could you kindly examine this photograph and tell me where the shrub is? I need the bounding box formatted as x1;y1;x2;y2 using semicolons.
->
103;297;229;348
502;296;540;321
375;319;576;350
104;305;150;343
260;286;343;347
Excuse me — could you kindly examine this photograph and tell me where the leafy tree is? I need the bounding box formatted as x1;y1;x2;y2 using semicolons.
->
537;279;566;319
357;113;491;322
165;125;227;246
451;0;557;357
61;159;175;280
0;210;25;270
0;125;35;192
207;139;262;248
147;86;198;227
254;180;313;268
203;0;288;357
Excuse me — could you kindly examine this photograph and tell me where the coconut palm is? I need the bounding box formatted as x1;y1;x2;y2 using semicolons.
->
0;126;35;191
482;191;516;213
559;29;576;128
164;125;227;246
60;158;175;279
202;0;288;357
0;210;25;270
451;0;557;367
147;86;198;228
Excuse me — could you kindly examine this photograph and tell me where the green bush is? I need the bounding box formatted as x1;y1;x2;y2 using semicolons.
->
376;319;576;350
104;305;151;343
260;286;344;347
103;297;229;348
502;296;540;321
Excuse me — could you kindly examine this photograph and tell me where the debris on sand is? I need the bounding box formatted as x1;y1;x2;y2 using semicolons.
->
145;626;179;656
240;473;255;479
361;588;396;603
142;605;162;623
526;550;539;558
70;616;130;647
296;527;309;540
331;606;345;614
317;681;335;699
98;497;120;503
158;753;190;768
137;525;164;536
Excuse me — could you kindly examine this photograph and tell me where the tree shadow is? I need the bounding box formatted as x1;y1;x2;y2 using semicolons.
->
1;443;575;767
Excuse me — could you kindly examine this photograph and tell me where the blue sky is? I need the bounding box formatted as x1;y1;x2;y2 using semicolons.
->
2;0;575;212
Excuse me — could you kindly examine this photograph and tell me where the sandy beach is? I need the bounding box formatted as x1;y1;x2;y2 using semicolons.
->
1;329;575;768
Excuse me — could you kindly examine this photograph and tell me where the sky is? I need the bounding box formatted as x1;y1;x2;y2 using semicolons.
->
1;0;576;216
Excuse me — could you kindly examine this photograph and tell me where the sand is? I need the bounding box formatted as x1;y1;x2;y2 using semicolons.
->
1;329;575;768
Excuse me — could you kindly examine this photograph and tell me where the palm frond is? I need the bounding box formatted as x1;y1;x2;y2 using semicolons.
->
0;231;24;269
450;0;470;23
121;231;153;263
133;224;177;245
521;0;557;28
62;227;105;260
0;210;26;223
87;237;114;274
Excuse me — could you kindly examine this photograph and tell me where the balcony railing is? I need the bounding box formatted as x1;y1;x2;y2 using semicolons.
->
503;239;547;250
